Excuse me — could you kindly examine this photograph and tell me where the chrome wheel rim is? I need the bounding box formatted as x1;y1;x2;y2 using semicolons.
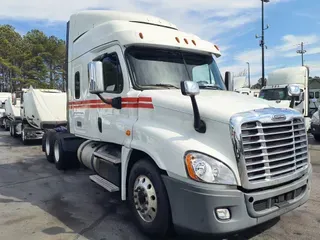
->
22;130;25;141
45;137;50;155
133;175;158;223
54;141;60;163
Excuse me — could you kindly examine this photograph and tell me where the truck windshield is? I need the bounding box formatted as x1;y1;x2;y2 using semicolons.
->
126;46;226;90
259;88;290;101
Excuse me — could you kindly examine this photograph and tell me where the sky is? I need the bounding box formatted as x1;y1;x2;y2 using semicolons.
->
0;0;319;85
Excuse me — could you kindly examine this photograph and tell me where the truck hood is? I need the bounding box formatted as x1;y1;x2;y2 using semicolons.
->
140;89;277;123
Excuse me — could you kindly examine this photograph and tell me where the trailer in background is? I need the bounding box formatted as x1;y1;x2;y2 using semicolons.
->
0;92;12;130
5;91;25;137
20;86;67;144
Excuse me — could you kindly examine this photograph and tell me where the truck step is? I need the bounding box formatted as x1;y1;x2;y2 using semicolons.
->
93;152;121;164
89;175;119;192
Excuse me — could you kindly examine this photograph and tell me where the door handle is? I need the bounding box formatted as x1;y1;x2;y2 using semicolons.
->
98;117;102;133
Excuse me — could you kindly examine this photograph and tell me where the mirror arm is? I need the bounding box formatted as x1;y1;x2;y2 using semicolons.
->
289;96;298;109
97;93;112;105
190;96;206;133
97;93;122;110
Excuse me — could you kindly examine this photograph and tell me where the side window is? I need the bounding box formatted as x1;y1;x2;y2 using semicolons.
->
101;53;123;93
316;92;319;99
75;71;80;99
310;92;314;98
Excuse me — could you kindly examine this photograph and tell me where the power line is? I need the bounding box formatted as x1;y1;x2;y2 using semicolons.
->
296;42;307;66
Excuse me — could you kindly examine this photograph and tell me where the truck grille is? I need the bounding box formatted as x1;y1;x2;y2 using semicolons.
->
241;118;308;183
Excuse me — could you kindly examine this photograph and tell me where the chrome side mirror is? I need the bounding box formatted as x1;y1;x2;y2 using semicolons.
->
180;81;200;96
180;80;205;133
88;61;104;94
288;84;301;97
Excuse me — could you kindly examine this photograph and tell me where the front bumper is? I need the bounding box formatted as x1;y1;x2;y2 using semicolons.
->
162;165;312;235
310;123;320;135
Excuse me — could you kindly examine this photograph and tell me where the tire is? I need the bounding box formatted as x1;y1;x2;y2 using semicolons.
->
21;127;29;145
9;123;13;137
45;130;57;163
42;132;47;152
314;134;320;142
128;159;172;237
13;124;18;138
4;119;9;131
54;137;70;170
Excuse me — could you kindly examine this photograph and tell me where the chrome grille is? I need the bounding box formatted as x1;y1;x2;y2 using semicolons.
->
241;118;308;183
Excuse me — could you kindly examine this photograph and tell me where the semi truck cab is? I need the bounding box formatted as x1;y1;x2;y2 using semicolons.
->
43;10;312;237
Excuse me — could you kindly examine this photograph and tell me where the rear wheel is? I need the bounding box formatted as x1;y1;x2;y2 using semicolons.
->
13;124;17;137
54;137;70;170
45;130;56;163
9;124;13;136
314;134;320;142
128;159;172;237
4;119;9;131
21;128;29;145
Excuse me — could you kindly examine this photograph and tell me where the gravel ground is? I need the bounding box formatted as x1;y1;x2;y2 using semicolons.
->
0;129;319;240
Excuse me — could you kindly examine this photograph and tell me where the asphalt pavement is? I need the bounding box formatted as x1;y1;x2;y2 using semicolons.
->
0;130;319;240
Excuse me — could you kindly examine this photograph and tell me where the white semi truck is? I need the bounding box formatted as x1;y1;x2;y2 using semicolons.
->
259;66;311;128
20;86;67;144
0;92;12;130
4;91;24;137
43;10;312;237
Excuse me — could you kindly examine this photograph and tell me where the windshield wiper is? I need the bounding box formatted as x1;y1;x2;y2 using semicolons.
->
146;84;179;89
199;85;223;90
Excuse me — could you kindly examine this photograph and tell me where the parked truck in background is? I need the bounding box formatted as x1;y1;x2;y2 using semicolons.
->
259;66;311;129
4;90;25;137
310;107;320;141
0;92;12;130
20;86;67;144
42;10;312;237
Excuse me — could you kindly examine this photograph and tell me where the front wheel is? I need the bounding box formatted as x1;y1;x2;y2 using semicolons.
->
128;159;172;237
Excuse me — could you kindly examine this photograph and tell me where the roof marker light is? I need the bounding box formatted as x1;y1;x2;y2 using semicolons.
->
184;38;189;44
175;37;180;43
214;45;220;51
139;33;144;39
192;40;196;46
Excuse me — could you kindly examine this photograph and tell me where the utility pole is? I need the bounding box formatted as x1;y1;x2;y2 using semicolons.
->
256;0;270;87
246;62;251;88
297;42;307;66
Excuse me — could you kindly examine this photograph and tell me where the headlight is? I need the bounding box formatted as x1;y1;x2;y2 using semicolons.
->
184;152;237;185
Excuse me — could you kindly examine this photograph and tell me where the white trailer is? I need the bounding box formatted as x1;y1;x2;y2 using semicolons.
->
4;91;24;137
0;92;12;129
235;87;260;97
42;10;311;237
21;86;67;144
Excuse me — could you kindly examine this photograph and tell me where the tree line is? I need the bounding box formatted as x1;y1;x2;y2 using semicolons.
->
0;25;66;92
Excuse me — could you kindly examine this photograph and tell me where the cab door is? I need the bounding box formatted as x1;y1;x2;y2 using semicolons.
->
94;45;135;146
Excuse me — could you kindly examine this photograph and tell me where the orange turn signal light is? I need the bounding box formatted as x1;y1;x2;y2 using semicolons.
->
139;32;144;39
185;153;198;180
175;37;180;43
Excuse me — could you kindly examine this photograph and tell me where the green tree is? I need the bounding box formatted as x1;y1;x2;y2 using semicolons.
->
0;25;66;92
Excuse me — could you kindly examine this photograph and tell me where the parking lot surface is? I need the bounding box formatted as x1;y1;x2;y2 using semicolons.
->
0;130;319;240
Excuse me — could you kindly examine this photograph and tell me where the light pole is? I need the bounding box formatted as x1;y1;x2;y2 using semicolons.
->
256;0;270;87
246;62;251;88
